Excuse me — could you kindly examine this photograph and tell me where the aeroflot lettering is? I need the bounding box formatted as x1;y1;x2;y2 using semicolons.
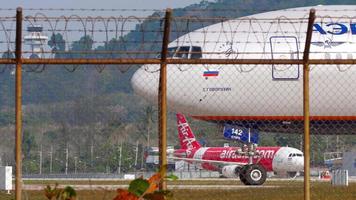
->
313;23;356;35
219;149;275;159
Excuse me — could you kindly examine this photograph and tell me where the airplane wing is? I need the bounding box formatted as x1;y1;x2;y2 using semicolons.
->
169;156;248;166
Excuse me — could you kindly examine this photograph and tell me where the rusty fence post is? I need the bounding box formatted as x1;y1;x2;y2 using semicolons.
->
303;8;316;200
158;8;172;190
15;7;23;200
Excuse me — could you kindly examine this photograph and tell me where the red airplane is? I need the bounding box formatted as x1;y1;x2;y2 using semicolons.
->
173;113;304;185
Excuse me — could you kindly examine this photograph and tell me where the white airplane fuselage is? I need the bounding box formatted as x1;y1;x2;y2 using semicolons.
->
131;5;356;134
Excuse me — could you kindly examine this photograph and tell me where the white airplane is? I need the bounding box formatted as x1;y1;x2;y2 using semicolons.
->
131;5;356;134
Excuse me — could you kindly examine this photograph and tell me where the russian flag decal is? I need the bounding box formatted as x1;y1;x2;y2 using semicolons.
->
203;70;219;77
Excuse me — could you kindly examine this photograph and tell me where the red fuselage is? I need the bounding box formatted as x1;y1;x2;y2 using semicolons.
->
174;146;281;171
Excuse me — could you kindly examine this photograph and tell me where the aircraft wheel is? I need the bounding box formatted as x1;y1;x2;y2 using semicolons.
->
287;171;298;179
240;164;267;185
219;174;227;178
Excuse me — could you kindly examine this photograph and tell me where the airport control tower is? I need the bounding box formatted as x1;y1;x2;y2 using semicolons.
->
24;25;48;58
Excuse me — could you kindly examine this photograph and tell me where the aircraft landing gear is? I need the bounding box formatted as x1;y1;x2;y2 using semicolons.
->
239;164;267;185
287;171;298;179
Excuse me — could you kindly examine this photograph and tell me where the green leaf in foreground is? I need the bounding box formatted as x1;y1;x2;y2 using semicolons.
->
165;174;179;181
128;178;150;197
61;186;77;200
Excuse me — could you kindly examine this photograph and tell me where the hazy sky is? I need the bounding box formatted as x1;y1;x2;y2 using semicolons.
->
4;0;204;10
0;1;208;53
0;0;208;52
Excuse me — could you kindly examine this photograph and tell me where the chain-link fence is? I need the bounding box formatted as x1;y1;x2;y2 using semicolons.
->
0;5;355;200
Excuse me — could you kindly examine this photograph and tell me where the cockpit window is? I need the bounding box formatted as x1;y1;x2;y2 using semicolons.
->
191;46;202;59
289;153;303;157
168;46;203;59
167;47;177;58
176;46;190;58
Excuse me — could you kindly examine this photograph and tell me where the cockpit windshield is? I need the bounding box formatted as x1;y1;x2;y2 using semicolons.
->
167;46;202;59
176;46;190;58
289;153;303;157
167;47;177;58
191;46;202;59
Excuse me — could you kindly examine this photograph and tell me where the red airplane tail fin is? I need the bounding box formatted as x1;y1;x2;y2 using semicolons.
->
177;113;201;150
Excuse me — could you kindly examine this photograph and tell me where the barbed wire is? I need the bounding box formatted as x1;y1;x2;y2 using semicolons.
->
0;12;356;74
1;7;356;12
9;8;164;12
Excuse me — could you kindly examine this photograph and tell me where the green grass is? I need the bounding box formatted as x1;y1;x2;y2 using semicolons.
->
1;181;355;200
172;182;356;200
23;179;132;185
0;190;117;200
21;179;311;186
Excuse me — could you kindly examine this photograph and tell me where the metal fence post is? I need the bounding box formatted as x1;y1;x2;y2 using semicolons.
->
303;8;316;200
15;7;23;200
158;8;172;190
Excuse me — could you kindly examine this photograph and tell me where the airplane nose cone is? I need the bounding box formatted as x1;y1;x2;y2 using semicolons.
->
296;157;304;171
131;65;160;103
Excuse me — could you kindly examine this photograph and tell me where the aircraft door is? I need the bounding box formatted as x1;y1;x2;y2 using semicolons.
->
270;36;300;80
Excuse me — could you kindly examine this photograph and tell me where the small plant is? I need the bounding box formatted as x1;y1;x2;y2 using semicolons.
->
61;186;77;200
44;183;62;200
43;172;177;200
113;172;177;200
44;184;77;200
